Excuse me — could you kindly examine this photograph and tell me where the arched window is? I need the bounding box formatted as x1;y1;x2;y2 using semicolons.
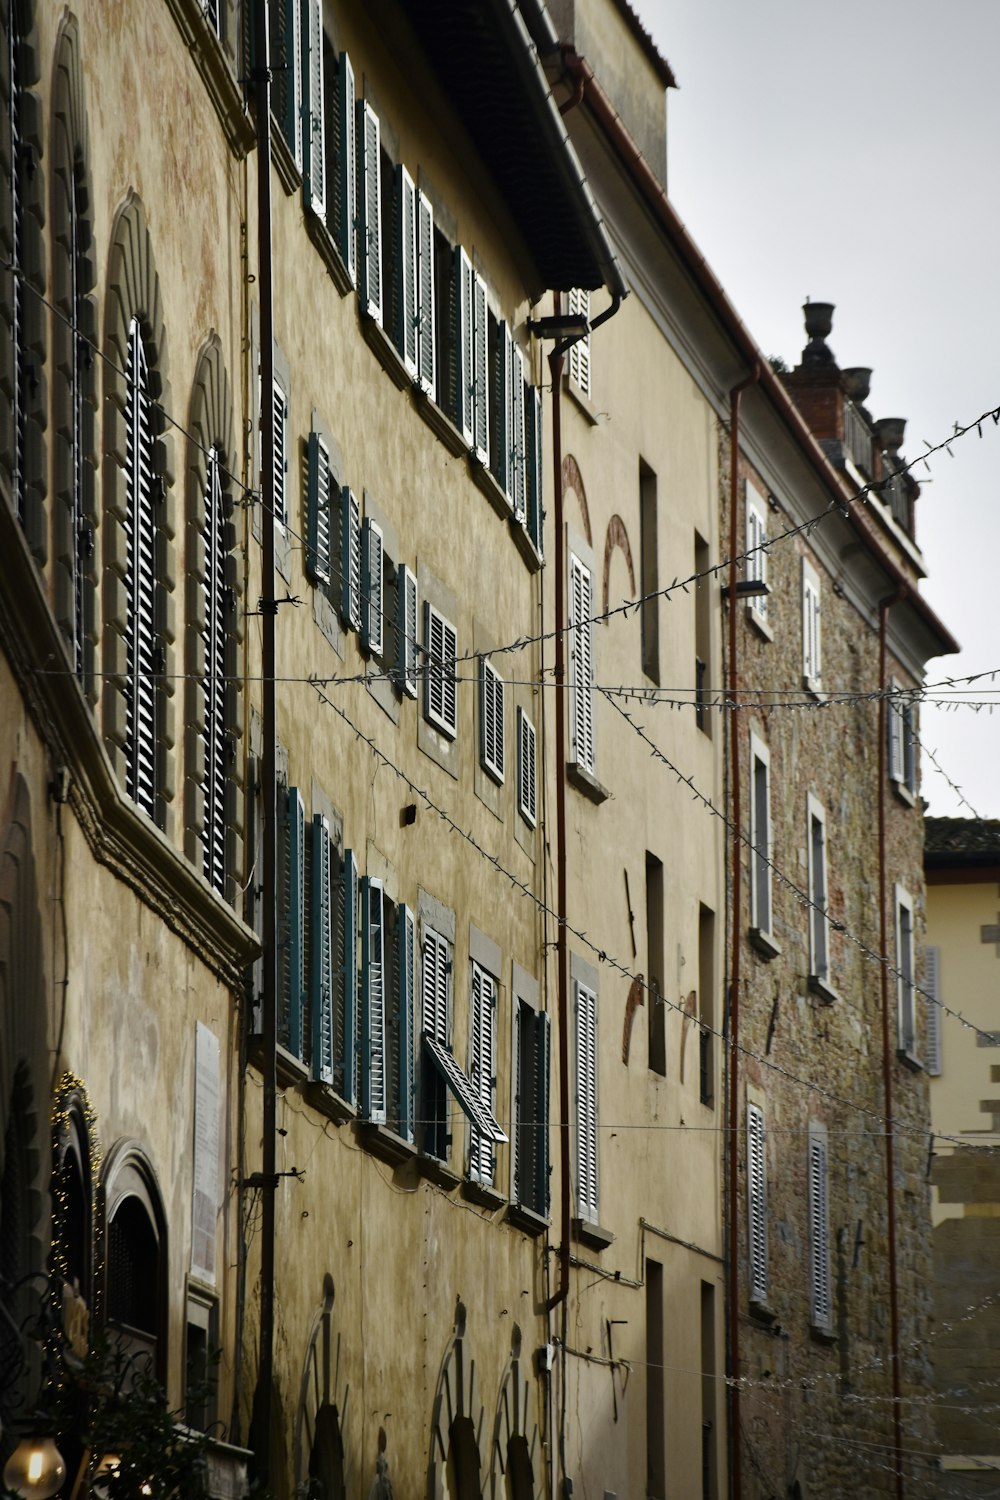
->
124;316;160;819
101;1143;167;1383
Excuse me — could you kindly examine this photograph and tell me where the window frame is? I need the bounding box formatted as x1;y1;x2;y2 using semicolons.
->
479;657;505;785
806;793;835;999
516;706;537;829
424;601;458;740
801;556;822;692
745;480;770;631
895;883;919;1066
748;732;778;956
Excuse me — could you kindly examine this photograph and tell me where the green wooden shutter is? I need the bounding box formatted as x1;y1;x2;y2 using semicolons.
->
473;272;489;466
280;786;305;1059
358;100;382;326
536;1011;550;1216
416;191;436;396
338;51;357;285
340;486;361;630
396;166;418;377
338;848;358;1107
396;904;415;1141
361;877;386;1122
396;564;418;699
306;431;332;585
311;815;334;1083
362;517;384;657
304;0;325;215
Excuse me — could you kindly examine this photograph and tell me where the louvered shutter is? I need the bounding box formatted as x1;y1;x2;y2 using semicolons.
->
10;17;25;528
480;659;504;784
517;708;537;828
338;52;357;285
280;0;303;171
574;981;599;1223
472;272;489;466
416;191;436;395
568;555;596;774
746;498;768;620
924;945;942;1076
304;0;326;215
361;878;386;1122
362;517;384;657
280;787;305;1059
358;100;382;326
340;486;361;630
809;808;828;981
803;561;821;681
536;1012;550;1216
513;1003;525;1205
396;904;415;1140
512;348;527;522
567;288;591;397
125;319;158;820
306;431;332;585
311;816;334;1084
424;603;457;738
421;927;449;1046
272;379;287;529
202;446;227;893
469;964;497;1185
454;247;475;444
897;893;916;1056
526;385;544;554
751;749;771;934
337;848;359;1106
808;1132;830;1329
396;167;418;377
747;1103;768;1304
887;680;904;783
396;564;418;699
497;322;512;498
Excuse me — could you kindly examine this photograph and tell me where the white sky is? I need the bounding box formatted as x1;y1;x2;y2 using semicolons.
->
632;0;1000;820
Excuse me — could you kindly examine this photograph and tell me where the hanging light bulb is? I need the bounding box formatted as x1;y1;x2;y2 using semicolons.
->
3;1435;67;1499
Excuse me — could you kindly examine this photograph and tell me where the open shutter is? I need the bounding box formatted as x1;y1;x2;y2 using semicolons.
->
306;431;332;585
361;878;386;1122
526;385;544;554
803;560;821;681
281;787;305;1059
497;322;513;499
536;1012;550;1216
746;495;768;619
304;0;326;215
809;1132;830;1329
358;100;382;325
924;945;942;1076
416;191;436;395
362;517;384;657
311;815;334;1083
747;1103;768;1304
201;447;227;894
338;51;357;284
454;246;475;445
469;964;497;1185
480;659;504;784
472;272;489;465
574;980;599;1223
517;707;537;828
511;348;527;521
421;927;449;1046
396;564;418;699
271;379;288;529
340;486;362;630
569;555;596;774
338;849;359;1106
567;287;591;396
424;603;457;738
887;680;904;782
396;167;418;377
396;904;415;1140
125;320;158;820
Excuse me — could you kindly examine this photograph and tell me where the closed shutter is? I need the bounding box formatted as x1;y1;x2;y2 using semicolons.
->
337;849;359;1106
512;349;527;522
396;904;415;1140
568;554;596;774
421;927;449;1046
358;100;382;326
362;517;384;657
902;698;917;793
574;980;599;1223
396;166;418;377
202;446;227;893
517;708;537;828
536;1011;550;1216
396;564;418;699
924;945;942;1076
340;486;362;630
526;385;544;555
480;659;504;784
278;0;303;171
311;815;334;1084
10;14;25;527
747;1103;768;1304
897;892;916;1057
304;0;326;215
567;288;591;397
416;191;436;395
361;878;386;1122
455;246;475;446
424;603;458;738
306;431;332;585
279;787;306;1059
338;52;357;285
469;963;497;1184
808;1131;830;1329
497;322;513;499
272;379;288;529
472;272;489;466
125;318;158;820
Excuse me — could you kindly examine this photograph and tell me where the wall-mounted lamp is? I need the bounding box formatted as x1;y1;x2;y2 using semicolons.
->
3;1435;67;1499
526;312;590;340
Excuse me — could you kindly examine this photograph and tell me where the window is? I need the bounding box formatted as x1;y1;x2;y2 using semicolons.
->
278;786;306;1060
924;945;942;1076
302;0;326;217
806;795;831;994
895;884;918;1063
103;1145;168;1383
310;826;359;1108
747;1102;768;1306
306;431;333;587
201;447;229;894
745;481;769;629
420;926;505;1164
808;1124;831;1332
358;100;383;325
424;603;458;738
568;552;596;775
573;977;599;1225
480;659;505;784
455;247;489;464
887;679;917;799
468;961;498;1186
124;317;162;823
396;564;419;699
525;385;544;556
185;1289;218;1432
646;1259;665;1500
362;516;384;657
646;853;666;1077
393;168;437;393
493;324;527;520
340;486;362;631
516;708;537;828
700;1282;717;1500
270;0;303;170
748;734;775;950
802;557;822;690
640;462;659;680
513;995;549;1217
338;52;357;284
566;287;591;398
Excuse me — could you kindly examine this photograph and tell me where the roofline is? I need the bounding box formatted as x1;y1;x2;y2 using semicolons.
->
559;46;960;657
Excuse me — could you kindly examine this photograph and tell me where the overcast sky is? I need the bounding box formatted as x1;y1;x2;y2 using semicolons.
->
631;0;1000;821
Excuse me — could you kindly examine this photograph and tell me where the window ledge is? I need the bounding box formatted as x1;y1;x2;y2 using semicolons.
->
471;455;514;521
462;1180;506;1211
809;1323;837;1347
572;1217;614;1252
304;209;355;298
418;1154;461;1191
567;761;610;804
897;1047;923;1073
304;1081;357;1125
563;373;600;426
356;1121;418;1167
412;387;468;458
808;973;840;1006
890;776;917;808
271;125;301;197
506;1202;549;1237
361;313;411;391
748;1298;777;1325
749;926;781;961
746;605;773;641
803;675;824;700
275;1045;309;1088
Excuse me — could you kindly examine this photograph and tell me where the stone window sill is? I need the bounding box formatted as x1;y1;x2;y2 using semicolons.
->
506;1202;549;1237
897;1047;923;1074
809;1322;837;1347
567;761;609;804
808;973;840;1006
462;1180;506;1212
749;926;781;961
746;604;773;641
418;1154;461;1191
304;1081;356;1125
890;776;917;808
572;1217;614;1252
356;1121;417;1167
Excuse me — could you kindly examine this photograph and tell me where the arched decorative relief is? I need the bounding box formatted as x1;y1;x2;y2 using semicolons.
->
560;455;591;548
295;1274;352;1500
602;514;635;621
428;1300;488;1500
489;1325;544;1500
99;1138;169;1380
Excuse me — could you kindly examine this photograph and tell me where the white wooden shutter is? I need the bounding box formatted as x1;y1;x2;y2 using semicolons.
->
512;347;527;522
747;1103;768;1304
307;431;332;585
280;0;303;172
469;962;497;1185
416;191;436;395
340;486;361;630
455;246;475;446
808;801;829;982
396;564;418;698
361;877;386;1122
338;51;357;285
924;945;942;1076
424;602;457;738
517;707;537;828
304;0;326;216
498;322;513;499
746;489;768;621
808;1130;830;1329
480;658;504;784
125;318;158;820
802;559;821;682
567;287;591;397
363;516;384;657
896;889;916;1057
311;815;334;1084
358;100;382;326
568;554;596;774
396;166;418;377
472;272;489;466
887;679;904;783
272;378;288;529
201;446;227;893
421;927;449;1046
574;980;599;1223
526;384;544;554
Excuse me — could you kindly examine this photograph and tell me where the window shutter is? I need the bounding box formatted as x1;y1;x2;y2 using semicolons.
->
808;1131;830;1329
421;927;449;1045
568;555;596;774
517;707;537;828
896;891;916;1057
416;191;437;395
272;379;287;529
469;964;497;1185
902;698;917;793
526;384;544;554
304;0;326;216
338;52;357;285
396;166;418;377
125;319;158;820
536;1011;550;1216
924;945;942;1076
395;564;418;699
809;806;828;981
358;100;382;326
480;659;504;784
202;446;227;894
361;878;387;1122
887;687;903;782
424;603;457;739
311;815;334;1084
340;486;362;631
751;747;771;934
454;246;475;446
362;517;384;657
338;848;359;1106
280;787;305;1059
747;1103;768;1304
497;322;513;499
746;497;767;619
802;561;821;682
396;904;415;1140
567;288;591;397
511;348;527;522
306;431;332;585
574;980;599;1223
473;272;489;466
